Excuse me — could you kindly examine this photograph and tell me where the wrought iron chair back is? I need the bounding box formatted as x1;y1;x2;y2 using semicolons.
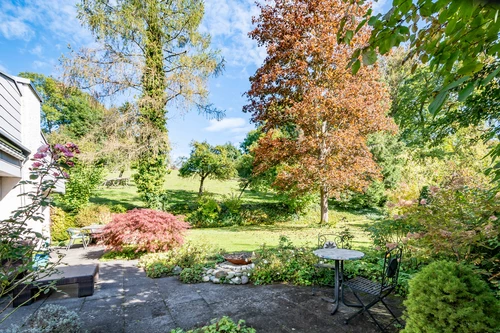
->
317;233;352;250
380;246;403;292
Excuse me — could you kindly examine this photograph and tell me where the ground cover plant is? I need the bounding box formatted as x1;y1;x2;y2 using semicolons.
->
139;243;224;278
5;304;83;333
170;316;255;333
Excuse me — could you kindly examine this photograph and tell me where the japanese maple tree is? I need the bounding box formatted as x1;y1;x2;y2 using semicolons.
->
244;0;395;223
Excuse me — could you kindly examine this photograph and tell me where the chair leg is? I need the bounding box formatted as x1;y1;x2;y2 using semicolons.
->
82;236;87;249
364;301;387;332
66;238;74;251
381;298;403;326
344;289;367;324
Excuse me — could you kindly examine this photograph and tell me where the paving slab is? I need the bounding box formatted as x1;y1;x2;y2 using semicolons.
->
168;298;215;329
124;314;177;333
0;246;404;333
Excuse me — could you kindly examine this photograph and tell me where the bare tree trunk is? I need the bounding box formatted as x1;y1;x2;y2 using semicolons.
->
319;119;329;224
199;176;206;196
238;181;249;199
320;186;329;224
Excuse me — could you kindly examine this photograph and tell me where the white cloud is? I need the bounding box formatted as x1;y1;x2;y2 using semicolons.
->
371;0;389;14
0;0;93;46
33;60;49;69
30;44;43;57
205;117;247;132
229;125;254;133
202;0;266;68
0;19;34;40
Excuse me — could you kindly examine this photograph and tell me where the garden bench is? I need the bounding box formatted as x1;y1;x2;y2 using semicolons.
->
12;264;99;307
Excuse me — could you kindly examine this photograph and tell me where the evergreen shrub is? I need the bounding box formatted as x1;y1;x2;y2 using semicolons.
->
403;261;500;333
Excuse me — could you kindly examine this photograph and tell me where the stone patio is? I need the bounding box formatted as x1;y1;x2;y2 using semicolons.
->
0;246;404;333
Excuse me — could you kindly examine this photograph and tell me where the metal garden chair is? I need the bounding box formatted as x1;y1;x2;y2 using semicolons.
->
66;228;90;250
343;246;403;332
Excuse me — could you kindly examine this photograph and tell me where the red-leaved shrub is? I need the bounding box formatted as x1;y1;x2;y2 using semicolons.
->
100;209;189;253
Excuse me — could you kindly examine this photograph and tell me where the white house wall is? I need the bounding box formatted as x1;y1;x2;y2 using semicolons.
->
0;73;51;240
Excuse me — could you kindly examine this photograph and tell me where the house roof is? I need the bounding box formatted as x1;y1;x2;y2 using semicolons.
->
0;71;43;103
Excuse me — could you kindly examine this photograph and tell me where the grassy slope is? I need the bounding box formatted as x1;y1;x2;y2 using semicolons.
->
91;170;377;252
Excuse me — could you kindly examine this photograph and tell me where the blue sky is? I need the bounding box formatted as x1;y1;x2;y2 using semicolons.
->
0;0;390;161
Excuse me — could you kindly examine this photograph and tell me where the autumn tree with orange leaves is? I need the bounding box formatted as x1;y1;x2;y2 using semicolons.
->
244;0;395;223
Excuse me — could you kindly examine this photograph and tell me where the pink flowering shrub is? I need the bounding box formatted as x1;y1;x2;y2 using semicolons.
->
100;209;190;253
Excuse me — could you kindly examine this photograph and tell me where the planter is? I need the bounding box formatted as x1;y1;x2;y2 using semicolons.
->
223;252;253;265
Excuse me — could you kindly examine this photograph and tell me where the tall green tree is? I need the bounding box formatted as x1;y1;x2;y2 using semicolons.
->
18;72;104;137
179;141;237;195
63;0;224;202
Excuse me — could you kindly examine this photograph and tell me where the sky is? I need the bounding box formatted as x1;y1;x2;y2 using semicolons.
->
0;0;390;161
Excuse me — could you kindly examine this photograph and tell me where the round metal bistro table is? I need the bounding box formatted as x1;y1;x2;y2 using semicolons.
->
313;248;365;314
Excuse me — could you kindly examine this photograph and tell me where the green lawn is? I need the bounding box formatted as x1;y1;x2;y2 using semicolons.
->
186;214;374;252
91;170;378;252
91;170;275;209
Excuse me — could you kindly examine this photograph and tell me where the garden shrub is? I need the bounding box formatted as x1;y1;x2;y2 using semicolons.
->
74;204;112;227
100;209;189;253
187;194;221;227
170;316;255;333
221;194;242;215
108;204;127;213
276;191;317;214
251;236;335;286
384;181;500;293
139;243;223;278
403;261;500;333
23;304;82;333
58;162;105;212
49;207;75;242
179;264;206;283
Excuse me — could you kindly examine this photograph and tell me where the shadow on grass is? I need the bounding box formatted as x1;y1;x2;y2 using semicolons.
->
90;193;142;210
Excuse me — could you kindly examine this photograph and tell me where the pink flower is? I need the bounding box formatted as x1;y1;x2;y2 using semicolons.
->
33;152;46;159
62;172;69;178
420;199;427;205
37;144;50;153
489;215;497;221
31;161;43;168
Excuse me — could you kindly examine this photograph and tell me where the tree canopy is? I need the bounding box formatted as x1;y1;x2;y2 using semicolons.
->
18;72;104;138
342;0;499;114
179;141;238;195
